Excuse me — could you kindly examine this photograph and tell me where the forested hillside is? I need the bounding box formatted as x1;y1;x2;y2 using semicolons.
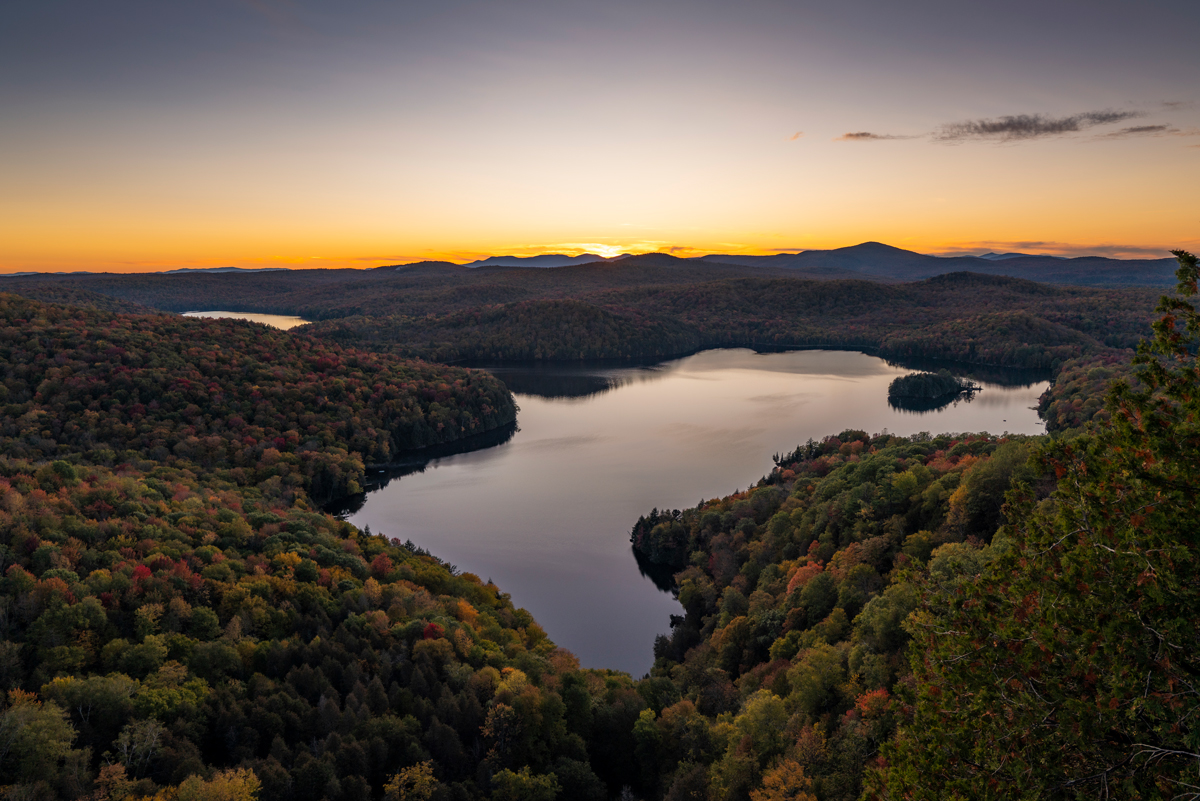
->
308;300;704;363
1036;350;1138;431
0;285;155;315
0;295;514;503
630;430;1038;800
4;263;1158;372
297;273;1154;384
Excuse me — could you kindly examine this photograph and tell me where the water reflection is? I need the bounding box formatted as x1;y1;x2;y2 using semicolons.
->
183;310;311;330
485;350;1053;401
633;546;679;593
887;390;979;413
328;422;518;517
481;361;675;400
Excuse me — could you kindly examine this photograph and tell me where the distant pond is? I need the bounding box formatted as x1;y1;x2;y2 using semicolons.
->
334;349;1050;677
183;311;310;330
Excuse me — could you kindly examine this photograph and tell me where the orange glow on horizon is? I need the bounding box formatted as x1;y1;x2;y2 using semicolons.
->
3;2;1198;276
4;114;1197;273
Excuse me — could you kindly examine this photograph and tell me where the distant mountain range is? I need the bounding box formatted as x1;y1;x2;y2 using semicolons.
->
2;266;292;277
977;252;1066;261
3;244;1175;288
462;253;613;269
0;271;92;277
443;241;1175;287
690;242;1176;287
162;266;290;274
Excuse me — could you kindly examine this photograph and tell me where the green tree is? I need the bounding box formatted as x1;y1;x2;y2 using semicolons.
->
41;673;137;753
732;691;790;766
490;766;559;801
0;690;84;787
789;643;846;717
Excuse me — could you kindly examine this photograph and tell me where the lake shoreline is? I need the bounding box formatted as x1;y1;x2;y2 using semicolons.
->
181;309;1056;389
453;341;1058;383
341;348;1050;675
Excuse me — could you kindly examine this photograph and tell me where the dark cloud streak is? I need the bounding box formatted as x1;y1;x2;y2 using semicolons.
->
1098;124;1175;138
835;131;914;141
838;109;1183;145
934;110;1143;142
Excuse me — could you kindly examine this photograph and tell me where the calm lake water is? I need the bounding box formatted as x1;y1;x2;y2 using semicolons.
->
338;349;1050;676
183;310;310;329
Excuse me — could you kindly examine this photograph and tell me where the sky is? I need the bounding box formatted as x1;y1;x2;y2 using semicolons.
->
2;0;1198;272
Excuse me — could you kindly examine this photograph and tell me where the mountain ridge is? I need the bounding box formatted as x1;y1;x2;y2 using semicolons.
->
423;241;1175;287
692;241;1176;287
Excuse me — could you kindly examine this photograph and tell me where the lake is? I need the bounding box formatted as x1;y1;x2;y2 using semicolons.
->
182;310;310;329
337;348;1050;676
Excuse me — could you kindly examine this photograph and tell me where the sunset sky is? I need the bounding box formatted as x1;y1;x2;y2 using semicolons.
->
2;0;1198;272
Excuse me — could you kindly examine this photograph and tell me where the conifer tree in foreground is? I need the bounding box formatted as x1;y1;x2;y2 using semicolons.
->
869;252;1200;799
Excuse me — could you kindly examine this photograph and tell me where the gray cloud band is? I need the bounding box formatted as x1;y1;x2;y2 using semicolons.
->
836;109;1182;143
934;110;1142;141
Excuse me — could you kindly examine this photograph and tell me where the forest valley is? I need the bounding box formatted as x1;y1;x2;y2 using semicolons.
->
0;253;1195;801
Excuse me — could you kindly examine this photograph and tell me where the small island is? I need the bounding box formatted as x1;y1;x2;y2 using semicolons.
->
888;369;980;410
889;369;980;399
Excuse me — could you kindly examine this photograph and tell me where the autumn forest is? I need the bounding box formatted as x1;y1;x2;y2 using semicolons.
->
0;252;1195;801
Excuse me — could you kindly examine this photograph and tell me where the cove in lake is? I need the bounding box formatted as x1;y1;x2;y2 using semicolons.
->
183;310;310;329
338;348;1050;677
